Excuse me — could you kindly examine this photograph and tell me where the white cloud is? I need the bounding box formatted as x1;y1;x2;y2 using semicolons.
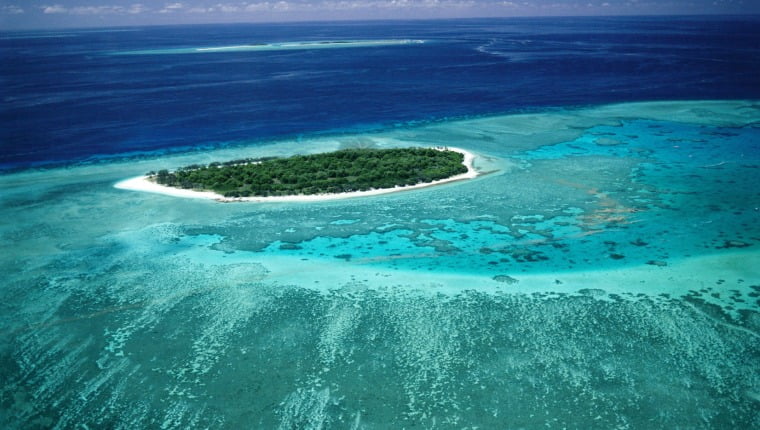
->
35;0;479;18
1;5;24;14
70;6;127;15
217;3;242;12
186;3;249;13
244;2;279;11
39;3;151;15
315;0;474;10
159;2;186;13
41;4;68;14
128;4;149;14
241;1;293;11
319;1;361;9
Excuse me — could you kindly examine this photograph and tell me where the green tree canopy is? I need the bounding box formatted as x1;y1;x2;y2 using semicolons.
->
150;147;469;198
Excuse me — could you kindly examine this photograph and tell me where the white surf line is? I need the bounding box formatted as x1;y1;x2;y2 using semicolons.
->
114;40;424;56
114;147;479;203
194;40;424;51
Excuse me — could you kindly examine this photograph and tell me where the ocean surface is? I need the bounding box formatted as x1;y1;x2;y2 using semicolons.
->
3;16;760;170
1;16;759;429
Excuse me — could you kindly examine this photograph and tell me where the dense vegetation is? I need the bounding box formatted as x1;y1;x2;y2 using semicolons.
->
149;147;468;197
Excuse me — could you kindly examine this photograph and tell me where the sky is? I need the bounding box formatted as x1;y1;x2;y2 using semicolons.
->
0;0;757;30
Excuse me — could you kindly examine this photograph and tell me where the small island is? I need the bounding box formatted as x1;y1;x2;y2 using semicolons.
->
116;147;478;202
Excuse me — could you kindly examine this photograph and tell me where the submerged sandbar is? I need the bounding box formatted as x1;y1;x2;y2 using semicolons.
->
115;147;478;202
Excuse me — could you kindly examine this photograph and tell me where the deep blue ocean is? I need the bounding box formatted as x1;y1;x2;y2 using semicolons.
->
2;16;759;170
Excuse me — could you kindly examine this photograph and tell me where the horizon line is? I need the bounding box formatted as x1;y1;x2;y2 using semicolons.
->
3;12;759;33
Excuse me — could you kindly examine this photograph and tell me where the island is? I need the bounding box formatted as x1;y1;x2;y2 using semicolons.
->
115;147;478;202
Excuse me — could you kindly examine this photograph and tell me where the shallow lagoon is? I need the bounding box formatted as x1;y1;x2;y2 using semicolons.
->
1;100;758;428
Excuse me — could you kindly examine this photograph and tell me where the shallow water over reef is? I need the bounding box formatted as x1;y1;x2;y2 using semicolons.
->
1;100;759;428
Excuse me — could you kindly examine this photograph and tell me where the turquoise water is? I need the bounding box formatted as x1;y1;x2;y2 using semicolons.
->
1;101;759;428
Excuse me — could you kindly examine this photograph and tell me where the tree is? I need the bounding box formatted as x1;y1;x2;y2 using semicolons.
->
150;148;469;197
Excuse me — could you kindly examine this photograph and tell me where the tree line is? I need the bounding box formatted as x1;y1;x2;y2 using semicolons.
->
149;147;468;197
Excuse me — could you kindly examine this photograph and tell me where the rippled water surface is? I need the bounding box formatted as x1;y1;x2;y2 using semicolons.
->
3;16;759;170
1;100;759;428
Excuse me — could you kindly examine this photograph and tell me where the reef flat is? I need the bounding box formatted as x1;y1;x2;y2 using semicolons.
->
1;100;758;428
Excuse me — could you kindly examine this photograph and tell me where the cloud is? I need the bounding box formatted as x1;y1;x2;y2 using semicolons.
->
316;0;477;10
240;1;296;12
1;5;24;14
259;0;478;11
35;0;481;18
39;3;151;15
41;5;68;14
70;6;127;15
218;3;242;12
84;0;481;15
30;0;718;20
196;3;245;13
128;4;149;14
159;2;186;13
243;2;274;11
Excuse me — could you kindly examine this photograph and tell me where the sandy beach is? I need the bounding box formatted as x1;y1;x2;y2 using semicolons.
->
114;147;479;202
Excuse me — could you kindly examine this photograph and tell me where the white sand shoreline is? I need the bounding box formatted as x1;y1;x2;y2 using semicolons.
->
114;147;480;203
